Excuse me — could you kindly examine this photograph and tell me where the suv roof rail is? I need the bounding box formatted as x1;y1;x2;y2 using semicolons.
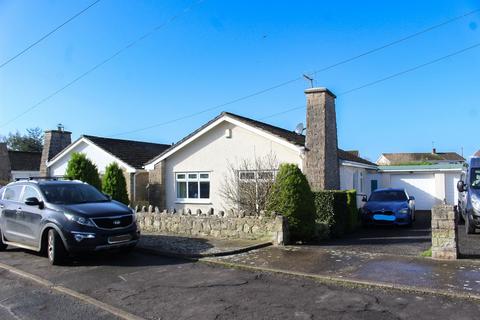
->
14;176;63;182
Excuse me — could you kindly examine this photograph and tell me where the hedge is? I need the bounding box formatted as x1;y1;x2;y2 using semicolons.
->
102;162;129;205
313;189;359;237
64;152;102;190
266;163;316;240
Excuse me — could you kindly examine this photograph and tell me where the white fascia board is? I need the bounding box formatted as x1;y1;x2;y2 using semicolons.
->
144;115;304;170
379;168;462;173
46;138;86;168
47;137;137;173
340;160;378;170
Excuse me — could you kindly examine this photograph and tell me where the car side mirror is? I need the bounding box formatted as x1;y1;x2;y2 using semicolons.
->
362;195;367;202
457;180;467;193
409;196;415;202
25;197;44;209
103;193;112;201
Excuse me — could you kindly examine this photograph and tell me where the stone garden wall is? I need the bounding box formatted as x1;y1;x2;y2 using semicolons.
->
431;205;458;260
135;206;288;245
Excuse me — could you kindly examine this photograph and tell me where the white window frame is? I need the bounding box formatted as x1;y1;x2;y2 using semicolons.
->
238;170;277;182
175;172;211;204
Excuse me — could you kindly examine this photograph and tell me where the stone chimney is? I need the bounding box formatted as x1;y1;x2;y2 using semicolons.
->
39;124;72;176
303;87;340;191
0;143;11;183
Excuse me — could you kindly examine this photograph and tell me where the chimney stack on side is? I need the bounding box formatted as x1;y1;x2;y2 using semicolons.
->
303;87;340;191
39;126;72;177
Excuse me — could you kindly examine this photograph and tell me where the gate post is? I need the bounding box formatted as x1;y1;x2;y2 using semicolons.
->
431;205;458;260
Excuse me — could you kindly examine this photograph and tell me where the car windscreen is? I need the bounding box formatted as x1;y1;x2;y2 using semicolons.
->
39;184;109;204
471;168;480;189
369;190;408;202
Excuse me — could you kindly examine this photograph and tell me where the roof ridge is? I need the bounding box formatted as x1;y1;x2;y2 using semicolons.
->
82;134;170;146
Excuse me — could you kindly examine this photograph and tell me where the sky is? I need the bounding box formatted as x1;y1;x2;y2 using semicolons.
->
0;0;479;162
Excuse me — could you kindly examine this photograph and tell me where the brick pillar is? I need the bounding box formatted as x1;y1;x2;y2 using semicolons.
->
40;128;72;176
148;160;166;209
0;143;11;183
303;87;340;191
431;205;458;260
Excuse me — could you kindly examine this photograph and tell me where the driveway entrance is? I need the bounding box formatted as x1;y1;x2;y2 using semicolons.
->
318;211;432;256
458;220;480;258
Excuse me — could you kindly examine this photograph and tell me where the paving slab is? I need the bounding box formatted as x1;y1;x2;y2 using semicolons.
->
138;233;271;258
210;245;480;298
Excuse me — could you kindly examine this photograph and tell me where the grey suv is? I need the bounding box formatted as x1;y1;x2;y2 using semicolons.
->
0;179;139;265
457;157;480;234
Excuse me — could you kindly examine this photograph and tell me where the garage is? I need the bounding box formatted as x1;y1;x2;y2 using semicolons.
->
378;164;464;211
390;173;437;210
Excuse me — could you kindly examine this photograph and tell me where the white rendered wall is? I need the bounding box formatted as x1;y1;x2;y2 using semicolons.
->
163;121;302;212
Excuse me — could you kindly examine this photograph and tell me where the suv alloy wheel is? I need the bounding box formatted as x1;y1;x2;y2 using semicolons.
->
47;229;67;265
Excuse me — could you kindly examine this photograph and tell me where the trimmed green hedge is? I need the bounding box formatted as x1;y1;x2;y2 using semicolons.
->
65;152;102;190
266;163;316;240
102;162;129;205
313;189;359;237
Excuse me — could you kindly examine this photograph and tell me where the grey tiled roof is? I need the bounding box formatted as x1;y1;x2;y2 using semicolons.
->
8;151;41;171
83;135;170;169
146;111;376;167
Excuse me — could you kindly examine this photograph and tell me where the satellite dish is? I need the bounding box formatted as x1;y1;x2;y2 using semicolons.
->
294;123;304;135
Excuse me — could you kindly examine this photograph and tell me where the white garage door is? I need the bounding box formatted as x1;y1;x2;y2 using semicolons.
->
445;173;460;206
391;174;437;210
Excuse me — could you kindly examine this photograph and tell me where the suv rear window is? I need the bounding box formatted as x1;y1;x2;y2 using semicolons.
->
3;185;23;202
39;184;108;204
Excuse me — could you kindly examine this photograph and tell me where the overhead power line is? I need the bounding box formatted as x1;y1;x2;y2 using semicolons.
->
110;8;479;136
0;0;204;129
259;41;480;121
113;39;480;136
0;0;102;70
1;6;477;130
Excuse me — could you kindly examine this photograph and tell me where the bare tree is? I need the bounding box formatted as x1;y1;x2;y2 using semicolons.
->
220;153;279;214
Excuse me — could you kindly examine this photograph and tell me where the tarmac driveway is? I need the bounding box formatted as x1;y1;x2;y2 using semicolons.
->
457;219;480;258
316;210;432;256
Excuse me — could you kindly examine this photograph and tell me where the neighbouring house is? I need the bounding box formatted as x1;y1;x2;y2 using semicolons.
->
144;87;377;212
44;134;170;203
0;143;41;183
376;150;464;166
8;150;41;180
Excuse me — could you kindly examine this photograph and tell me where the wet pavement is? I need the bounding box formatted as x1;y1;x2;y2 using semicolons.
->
213;245;480;297
2;248;480;319
138;233;270;257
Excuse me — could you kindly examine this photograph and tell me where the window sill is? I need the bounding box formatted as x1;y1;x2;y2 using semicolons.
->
175;199;212;205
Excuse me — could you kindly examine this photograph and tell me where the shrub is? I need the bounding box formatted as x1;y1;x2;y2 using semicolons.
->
314;190;348;237
102;162;129;204
314;189;360;237
266;163;316;240
64;152;102;190
345;189;359;232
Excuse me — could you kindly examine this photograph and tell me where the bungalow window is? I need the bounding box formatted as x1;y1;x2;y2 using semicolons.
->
176;172;210;201
238;170;276;181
